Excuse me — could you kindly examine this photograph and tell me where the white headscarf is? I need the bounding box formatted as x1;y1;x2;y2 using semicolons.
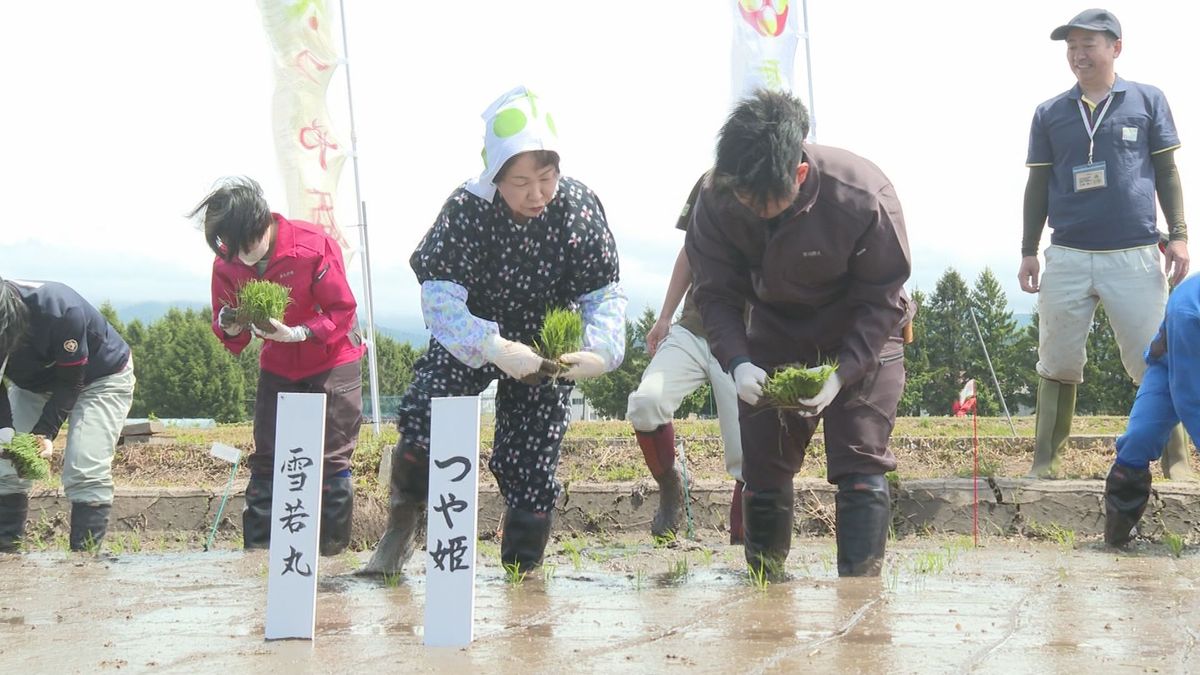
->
465;86;560;203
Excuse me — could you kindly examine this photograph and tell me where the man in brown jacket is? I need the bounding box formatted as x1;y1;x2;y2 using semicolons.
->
686;90;912;578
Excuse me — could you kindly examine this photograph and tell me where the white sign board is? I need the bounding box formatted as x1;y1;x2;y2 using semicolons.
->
423;396;482;648
265;392;327;641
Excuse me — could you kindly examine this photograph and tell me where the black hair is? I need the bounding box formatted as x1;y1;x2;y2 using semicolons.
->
712;89;810;213
189;177;274;262
495;150;561;182
0;278;29;358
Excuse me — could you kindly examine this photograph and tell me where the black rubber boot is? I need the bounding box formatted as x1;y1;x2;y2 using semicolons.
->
742;487;794;581
835;474;891;577
359;440;428;576
242;477;273;550
1104;463;1153;547
0;493;29;553
500;507;554;573
69;502;112;552
319;476;354;557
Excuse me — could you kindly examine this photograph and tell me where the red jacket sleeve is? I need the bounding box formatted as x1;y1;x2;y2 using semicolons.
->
303;237;358;344
211;260;251;355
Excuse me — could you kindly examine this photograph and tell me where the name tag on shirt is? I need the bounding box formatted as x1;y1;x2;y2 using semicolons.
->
1073;161;1107;192
1122;126;1138;142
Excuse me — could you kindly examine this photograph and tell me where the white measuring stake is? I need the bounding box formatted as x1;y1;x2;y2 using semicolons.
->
265;392;326;641
423;396;482;647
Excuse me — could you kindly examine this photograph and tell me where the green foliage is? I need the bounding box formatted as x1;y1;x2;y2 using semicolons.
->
129;307;247;422
372;333;425;397
536;307;584;363
676;383;713;418
575;307;657;419
235;280;291;331
1077;306;1136;414
906;268;1036;416
2;433;49;480
761;363;837;408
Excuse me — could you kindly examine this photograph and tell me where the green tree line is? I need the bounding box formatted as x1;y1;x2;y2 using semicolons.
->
97;266;1140;422
99;305;425;422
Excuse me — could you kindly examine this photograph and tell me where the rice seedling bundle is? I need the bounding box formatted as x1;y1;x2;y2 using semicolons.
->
2;433;50;480
235;280;292;331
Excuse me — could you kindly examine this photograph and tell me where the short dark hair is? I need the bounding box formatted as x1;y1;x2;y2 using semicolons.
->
495;150;560;182
713;90;810;212
0;278;29;358
190;177;274;262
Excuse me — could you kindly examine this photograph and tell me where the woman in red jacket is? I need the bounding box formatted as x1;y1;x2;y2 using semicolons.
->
192;177;365;556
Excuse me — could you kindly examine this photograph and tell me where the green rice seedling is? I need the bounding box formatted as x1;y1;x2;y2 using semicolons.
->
666;556;690;583
383;571;404;588
885;560;902;591
652;530;677;548
700;548;715;567
503;562;528;586
747;562;770;592
761;362;838;409
634;566;645;592
235;279;292;331
2;433;50;480
1164;531;1185;558
542;563;558;584
536;307;584;378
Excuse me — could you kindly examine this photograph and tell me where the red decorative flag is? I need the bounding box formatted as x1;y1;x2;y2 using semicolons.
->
952;379;977;417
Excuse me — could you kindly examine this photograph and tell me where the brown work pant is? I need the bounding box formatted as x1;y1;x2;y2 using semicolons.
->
250;361;363;479
740;338;905;491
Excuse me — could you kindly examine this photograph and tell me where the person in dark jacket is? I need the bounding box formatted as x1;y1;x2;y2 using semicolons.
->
686;89;912;578
359;86;626;577
0;277;135;552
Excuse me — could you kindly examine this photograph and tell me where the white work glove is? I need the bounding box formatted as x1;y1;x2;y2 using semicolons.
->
732;362;767;405
34;434;54;458
218;305;245;337
797;369;843;417
253;318;309;343
559;351;606;380
482;334;545;381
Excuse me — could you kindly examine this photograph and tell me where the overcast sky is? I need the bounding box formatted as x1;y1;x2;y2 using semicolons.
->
2;1;1196;326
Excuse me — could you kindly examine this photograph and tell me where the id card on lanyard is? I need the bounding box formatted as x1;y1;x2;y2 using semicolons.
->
1073;95;1114;192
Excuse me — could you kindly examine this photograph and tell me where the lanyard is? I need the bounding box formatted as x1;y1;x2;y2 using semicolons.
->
1077;94;1114;164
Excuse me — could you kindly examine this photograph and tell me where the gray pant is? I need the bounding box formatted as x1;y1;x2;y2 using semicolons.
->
0;361;135;503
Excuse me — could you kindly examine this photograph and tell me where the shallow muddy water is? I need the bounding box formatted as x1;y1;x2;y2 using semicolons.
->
1;534;1196;673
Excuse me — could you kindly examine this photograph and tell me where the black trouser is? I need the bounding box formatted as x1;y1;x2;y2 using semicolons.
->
251;361;363;479
739;338;905;491
396;342;572;512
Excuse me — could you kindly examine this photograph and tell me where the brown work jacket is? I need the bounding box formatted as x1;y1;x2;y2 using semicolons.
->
685;144;913;386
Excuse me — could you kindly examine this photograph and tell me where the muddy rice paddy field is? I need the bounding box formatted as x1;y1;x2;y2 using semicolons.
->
3;418;1199;672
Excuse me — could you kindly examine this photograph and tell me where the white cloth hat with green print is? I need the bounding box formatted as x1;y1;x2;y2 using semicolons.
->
466;85;559;203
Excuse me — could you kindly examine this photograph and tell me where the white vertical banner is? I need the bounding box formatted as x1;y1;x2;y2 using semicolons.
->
730;0;802;102
265;392;327;641
257;0;351;251
423;396;482;648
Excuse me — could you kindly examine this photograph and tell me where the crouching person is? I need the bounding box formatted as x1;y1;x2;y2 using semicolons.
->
1105;274;1200;546
192;177;366;556
359;87;626;577
0;277;135;552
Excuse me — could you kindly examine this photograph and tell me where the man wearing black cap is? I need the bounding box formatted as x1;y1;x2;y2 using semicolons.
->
1018;8;1191;479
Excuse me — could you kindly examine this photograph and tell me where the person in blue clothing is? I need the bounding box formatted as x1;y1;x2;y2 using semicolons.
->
1105;274;1200;546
